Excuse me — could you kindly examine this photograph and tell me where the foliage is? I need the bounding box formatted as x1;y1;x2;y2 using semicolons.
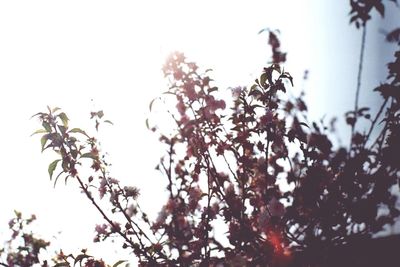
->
0;212;50;267
2;1;400;266
0;212;124;267
349;0;397;28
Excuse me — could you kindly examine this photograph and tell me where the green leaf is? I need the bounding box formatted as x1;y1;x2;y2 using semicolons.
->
145;118;150;130
258;27;268;34
59;112;69;128
30;112;44;119
69;128;89;137
62;160;69;172
113;260;127;267
42;121;52;132
104;120;113;125
52;107;61;113
53;171;64;188
97;110;104;119
149;98;156;111
162;91;176;96
250;84;258;92
14;210;22;219
48;159;61;179
41;134;49;152
81;152;97;159
260;73;267;86
53;263;70;267
64;175;71;185
31;129;47;136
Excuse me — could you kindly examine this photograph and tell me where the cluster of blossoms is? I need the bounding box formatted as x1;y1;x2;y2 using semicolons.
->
2;2;400;266
28;28;400;266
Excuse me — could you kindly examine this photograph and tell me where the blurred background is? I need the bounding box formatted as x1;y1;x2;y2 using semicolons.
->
0;0;398;263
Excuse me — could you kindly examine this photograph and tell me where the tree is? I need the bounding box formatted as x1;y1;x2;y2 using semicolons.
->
1;1;400;266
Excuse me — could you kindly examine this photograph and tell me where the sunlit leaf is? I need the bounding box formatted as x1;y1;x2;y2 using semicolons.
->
59;112;69;128
81;152;97;159
64;175;71;185
97;110;104;119
14;210;22;219
69;128;89;137
260;73;267;86
250;84;258;92
162;91;176;96
30;129;47;136
258;27;270;35
48;159;61;179
104;120;113;125
30;112;43;119
53;171;64;188
149;98;157;111
40;134;49;152
113;260;127;267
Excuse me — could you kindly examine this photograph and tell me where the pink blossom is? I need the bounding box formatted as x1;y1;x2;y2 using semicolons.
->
216;100;226;110
173;69;184;80
99;178;107;199
188;187;202;200
95;224;108;235
184;82;197;101
108;177;119;184
176;98;186;116
156;206;168;225
231;86;243;98
124;186;140;199
207;97;226;112
180;114;190;125
126;204;137;217
260;111;274;126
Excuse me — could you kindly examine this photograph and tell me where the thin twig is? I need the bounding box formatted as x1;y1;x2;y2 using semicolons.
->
350;25;367;150
364;98;388;146
354;25;367;115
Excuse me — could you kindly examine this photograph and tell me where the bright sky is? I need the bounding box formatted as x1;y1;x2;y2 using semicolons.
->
0;0;398;264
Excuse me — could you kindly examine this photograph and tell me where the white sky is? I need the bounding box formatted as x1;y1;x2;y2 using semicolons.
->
0;0;398;264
